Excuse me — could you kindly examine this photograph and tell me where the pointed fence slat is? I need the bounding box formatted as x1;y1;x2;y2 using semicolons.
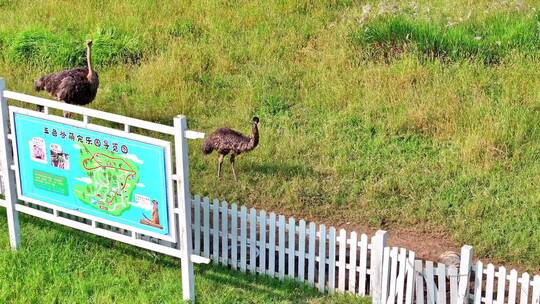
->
388;247;399;304
328;227;336;293
307;222;316;286
212;199;220;264
318;224;327;292
425;261;436;304
520;273;530;304
358;234;368;296
485;264;495;304
230;203;238;270
370;231;388;302
415;260;425;304
338;229;347;292
381;247;391;303
278;215;286;279
449;266;459;304
249;208;257;272
474;261;484;304
259;210;267;274
532;275;540;304
193;196;201;254
288;218;296;279
509;269;519;304
437;263;446;304
221;201;228;265
298;220;306;282
396;248;407;304
268;213;276;276
458;246;473;304
239;206;247;272
496;267;507;304
405;251;416;304
203;197;210;258
249;208;257;273
348;232;358;294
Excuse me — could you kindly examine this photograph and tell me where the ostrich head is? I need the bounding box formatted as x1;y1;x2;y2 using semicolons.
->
86;39;93;48
252;116;259;126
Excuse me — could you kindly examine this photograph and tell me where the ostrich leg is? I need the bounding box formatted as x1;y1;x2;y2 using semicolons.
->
217;154;224;179
230;153;237;181
63;111;72;119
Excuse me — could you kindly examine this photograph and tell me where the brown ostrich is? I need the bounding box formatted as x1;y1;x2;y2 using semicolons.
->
202;117;260;180
34;39;99;118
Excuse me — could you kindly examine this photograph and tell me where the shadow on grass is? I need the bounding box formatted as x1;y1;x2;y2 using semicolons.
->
197;264;315;301
196;263;369;303
0;211;179;265
247;162;319;178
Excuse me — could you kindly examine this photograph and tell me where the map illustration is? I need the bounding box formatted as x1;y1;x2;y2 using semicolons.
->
74;144;139;216
13;111;172;238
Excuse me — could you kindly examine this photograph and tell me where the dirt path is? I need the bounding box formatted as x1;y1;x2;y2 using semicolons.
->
251;206;536;272
342;223;459;262
340;223;535;273
265;206;460;263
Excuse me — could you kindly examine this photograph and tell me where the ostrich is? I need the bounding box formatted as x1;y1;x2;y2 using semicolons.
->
202;117;260;180
34;39;99;118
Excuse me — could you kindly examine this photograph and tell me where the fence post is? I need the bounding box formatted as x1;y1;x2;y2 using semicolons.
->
371;230;388;304
457;245;473;304
0;78;21;249
173;115;195;302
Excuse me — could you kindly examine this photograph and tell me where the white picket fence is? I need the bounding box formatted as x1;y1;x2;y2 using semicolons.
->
188;195;379;294
469;261;540;304
188;195;540;304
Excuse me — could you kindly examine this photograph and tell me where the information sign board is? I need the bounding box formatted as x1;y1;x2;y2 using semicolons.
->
10;108;174;240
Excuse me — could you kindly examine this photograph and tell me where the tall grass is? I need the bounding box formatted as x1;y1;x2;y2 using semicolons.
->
3;27;143;70
6;29;84;69
351;13;540;64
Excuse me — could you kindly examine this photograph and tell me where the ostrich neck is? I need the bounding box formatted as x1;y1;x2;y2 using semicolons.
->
86;46;94;80
249;124;259;149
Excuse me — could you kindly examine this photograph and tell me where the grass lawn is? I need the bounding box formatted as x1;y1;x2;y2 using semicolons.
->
0;0;539;270
0;211;368;303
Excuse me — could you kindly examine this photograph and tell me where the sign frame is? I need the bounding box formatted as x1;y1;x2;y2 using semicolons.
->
9;106;177;243
0;77;210;301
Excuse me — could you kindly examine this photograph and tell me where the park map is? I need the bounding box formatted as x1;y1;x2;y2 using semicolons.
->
74;143;139;216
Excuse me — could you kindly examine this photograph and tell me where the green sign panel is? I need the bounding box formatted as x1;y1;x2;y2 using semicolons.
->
12;110;173;239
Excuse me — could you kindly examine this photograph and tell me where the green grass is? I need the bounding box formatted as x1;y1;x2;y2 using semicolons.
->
5;27;142;69
0;0;539;272
351;13;540;64
0;211;368;303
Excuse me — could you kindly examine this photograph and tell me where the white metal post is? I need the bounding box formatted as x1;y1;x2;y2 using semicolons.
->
457;245;473;304
0;78;21;249
371;230;388;304
174;115;195;302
